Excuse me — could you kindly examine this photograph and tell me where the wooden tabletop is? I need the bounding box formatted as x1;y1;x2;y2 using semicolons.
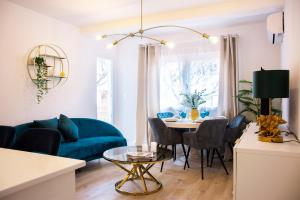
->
163;119;205;129
163;117;227;129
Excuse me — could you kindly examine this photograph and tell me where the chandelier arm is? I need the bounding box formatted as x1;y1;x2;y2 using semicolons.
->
115;29;144;43
115;34;132;44
105;33;128;37
143;25;208;37
134;35;163;43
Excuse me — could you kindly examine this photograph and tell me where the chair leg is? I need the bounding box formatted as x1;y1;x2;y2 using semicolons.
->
184;146;191;170
160;145;167;172
172;145;175;161
215;149;229;175
201;149;204;180
160;162;164;172
181;143;190;169
206;148;210;167
173;145;177;161
228;143;233;154
210;148;216;167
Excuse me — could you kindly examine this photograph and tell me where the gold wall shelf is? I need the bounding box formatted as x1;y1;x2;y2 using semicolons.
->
27;44;69;89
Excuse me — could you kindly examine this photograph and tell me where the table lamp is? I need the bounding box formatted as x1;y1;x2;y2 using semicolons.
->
253;68;289;142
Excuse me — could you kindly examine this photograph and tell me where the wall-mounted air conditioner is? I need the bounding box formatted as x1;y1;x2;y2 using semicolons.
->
266;12;284;44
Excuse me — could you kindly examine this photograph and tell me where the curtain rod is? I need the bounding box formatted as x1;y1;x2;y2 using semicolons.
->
221;34;239;38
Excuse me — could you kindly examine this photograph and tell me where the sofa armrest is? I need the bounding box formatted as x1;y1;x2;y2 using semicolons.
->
71;118;124;138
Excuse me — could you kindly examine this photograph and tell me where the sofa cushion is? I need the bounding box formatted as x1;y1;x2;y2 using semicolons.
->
58;136;127;160
58;114;79;142
34;118;58;129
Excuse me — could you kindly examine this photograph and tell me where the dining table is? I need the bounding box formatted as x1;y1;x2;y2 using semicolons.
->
163;118;206;129
163;116;226;129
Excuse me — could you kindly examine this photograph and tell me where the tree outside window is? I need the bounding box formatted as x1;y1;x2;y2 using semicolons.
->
160;51;219;117
97;58;113;123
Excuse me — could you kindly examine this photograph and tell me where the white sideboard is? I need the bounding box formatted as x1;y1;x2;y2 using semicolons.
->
0;148;86;200
233;123;300;200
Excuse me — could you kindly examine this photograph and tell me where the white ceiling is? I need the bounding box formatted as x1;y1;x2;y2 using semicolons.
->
8;0;283;35
8;0;228;26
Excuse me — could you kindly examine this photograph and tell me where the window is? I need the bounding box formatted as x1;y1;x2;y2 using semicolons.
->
159;48;219;116
97;57;113;123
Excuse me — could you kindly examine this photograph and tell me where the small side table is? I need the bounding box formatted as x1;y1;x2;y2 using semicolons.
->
103;146;172;196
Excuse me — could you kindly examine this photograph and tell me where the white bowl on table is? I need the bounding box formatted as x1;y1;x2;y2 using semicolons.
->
164;118;178;122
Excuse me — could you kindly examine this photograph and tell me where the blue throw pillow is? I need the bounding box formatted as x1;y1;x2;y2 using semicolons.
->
58;114;79;142
34;118;58;129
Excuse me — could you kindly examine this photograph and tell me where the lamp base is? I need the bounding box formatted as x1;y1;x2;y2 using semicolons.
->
258;135;283;143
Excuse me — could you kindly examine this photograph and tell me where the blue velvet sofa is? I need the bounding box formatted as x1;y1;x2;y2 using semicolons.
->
14;118;127;161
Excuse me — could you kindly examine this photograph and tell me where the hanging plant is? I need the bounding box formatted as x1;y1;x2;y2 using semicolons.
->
34;57;48;103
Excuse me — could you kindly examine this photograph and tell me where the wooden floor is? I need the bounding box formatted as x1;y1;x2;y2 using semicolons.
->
75;150;233;200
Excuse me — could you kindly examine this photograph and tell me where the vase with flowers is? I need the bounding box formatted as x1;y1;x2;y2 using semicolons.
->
181;90;206;121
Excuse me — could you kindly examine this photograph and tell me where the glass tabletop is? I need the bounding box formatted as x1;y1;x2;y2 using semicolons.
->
103;146;173;164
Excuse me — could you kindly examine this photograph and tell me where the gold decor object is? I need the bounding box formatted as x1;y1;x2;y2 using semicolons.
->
97;0;218;48
256;115;286;143
190;108;199;121
59;71;65;78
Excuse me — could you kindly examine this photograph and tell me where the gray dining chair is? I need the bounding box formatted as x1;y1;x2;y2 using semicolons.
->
183;119;229;179
148;118;190;172
0;125;15;148
13;128;61;155
224;115;246;152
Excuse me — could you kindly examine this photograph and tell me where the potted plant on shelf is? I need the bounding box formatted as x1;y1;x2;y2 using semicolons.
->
181;90;206;121
34;57;48;103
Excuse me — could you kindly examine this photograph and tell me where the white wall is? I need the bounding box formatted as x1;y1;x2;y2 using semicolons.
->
156;21;281;81
100;21;281;144
217;22;281;81
281;0;300;138
0;0;99;125
113;40;139;145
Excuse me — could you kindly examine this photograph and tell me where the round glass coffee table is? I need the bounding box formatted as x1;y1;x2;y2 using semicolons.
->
103;146;172;196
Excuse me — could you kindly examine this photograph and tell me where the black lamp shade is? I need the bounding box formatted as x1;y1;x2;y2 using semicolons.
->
253;70;289;98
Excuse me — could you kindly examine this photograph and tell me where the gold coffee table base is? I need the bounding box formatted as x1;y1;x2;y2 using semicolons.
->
113;162;162;196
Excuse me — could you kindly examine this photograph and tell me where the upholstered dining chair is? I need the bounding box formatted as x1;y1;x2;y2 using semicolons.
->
183;119;229;179
13;128;61;155
148;118;190;172
0;125;15;148
224;115;246;152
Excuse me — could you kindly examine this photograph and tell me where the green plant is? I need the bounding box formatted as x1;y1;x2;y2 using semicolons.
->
34;57;48;103
237;80;281;120
180;90;206;109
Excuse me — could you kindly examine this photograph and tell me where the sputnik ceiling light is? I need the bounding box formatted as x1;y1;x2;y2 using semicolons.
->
96;0;218;48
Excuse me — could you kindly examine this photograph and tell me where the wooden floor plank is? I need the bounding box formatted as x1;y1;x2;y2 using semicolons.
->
75;150;233;200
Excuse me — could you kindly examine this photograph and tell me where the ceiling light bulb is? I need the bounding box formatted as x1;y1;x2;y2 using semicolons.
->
96;35;105;40
106;43;114;49
209;36;219;44
166;41;175;49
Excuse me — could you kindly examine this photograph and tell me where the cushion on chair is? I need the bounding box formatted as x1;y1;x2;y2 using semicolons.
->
34;118;58;129
58;136;127;160
58;114;79;142
157;112;174;119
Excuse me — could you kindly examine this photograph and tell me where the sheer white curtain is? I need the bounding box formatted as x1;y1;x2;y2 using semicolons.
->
136;45;161;145
218;35;239;119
